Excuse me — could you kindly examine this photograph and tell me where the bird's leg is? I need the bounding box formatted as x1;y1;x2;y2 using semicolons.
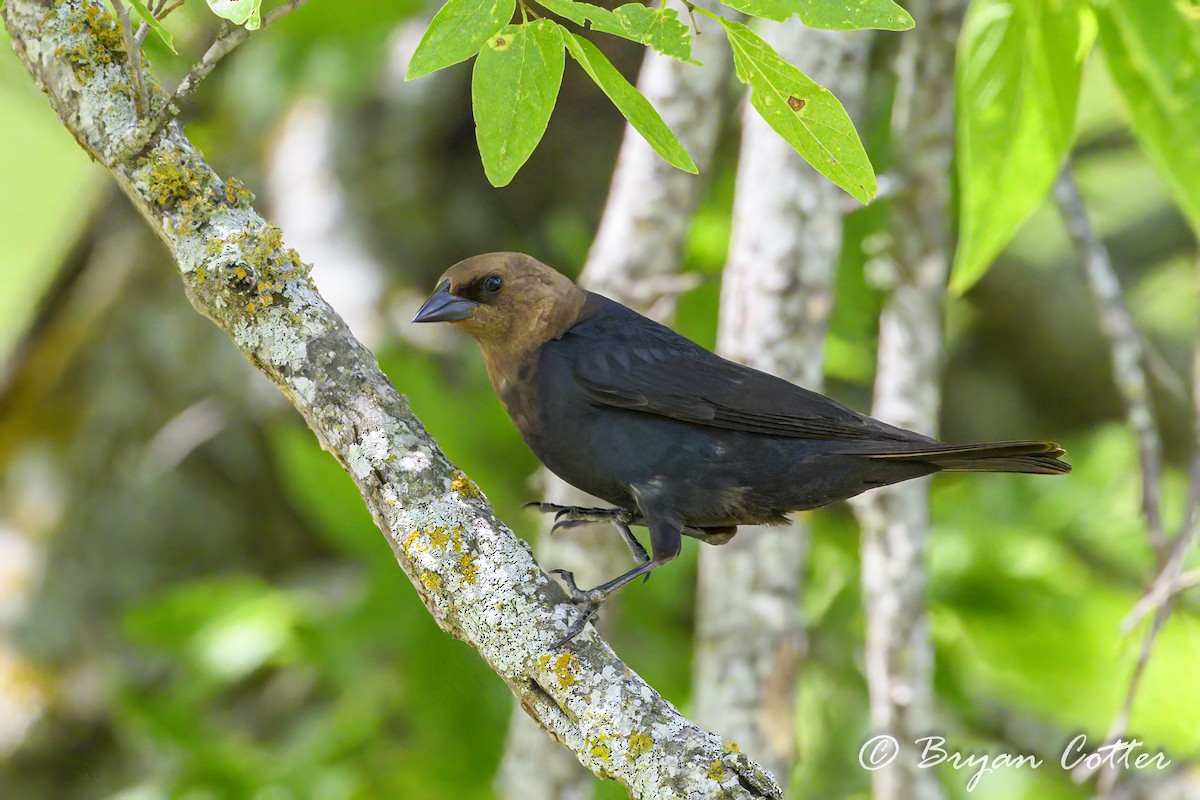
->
524;502;648;565
548;510;682;647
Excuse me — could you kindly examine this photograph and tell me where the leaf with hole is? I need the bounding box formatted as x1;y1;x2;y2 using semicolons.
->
407;0;516;80
472;20;565;187
717;17;876;203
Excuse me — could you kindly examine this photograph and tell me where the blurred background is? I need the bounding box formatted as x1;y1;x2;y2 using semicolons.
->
0;1;1197;798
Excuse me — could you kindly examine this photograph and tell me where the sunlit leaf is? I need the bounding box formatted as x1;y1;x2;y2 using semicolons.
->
950;0;1091;294
717;18;877;203
472;20;565;186
560;28;696;173
1094;0;1200;234
721;0;913;30
206;0;262;30
406;0;516;80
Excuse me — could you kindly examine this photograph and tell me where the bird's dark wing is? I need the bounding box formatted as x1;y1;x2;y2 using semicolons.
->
555;295;921;443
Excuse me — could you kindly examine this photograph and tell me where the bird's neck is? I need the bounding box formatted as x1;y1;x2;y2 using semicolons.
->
476;287;588;412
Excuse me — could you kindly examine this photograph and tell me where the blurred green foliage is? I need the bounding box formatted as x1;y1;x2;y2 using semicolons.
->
0;0;1198;798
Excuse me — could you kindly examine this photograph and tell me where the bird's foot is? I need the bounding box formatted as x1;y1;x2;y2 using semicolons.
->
548;569;605;647
524;502;649;568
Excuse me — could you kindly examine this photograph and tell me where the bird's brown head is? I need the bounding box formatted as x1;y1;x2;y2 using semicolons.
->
412;253;585;350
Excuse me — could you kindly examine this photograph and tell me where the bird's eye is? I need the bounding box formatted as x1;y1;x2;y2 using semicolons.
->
483;275;503;293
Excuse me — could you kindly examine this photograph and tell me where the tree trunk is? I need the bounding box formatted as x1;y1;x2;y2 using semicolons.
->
850;2;965;799
693;19;873;787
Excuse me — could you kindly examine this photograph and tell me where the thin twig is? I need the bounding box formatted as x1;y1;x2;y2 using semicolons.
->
111;0;147;114
1054;169;1167;557
171;0;309;106
121;0;311;158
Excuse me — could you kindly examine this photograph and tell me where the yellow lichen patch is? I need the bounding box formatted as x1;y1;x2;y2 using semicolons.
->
722;740;740;754
144;150;205;209
537;653;552;670
458;552;478;584
552;652;578;688
424;525;453;550
419;571;442;592
223;176;255;207
450;469;482;499
707;760;726;781
403;529;424;554
627;732;653;760
588;738;611;762
403;525;464;556
57;1;125;82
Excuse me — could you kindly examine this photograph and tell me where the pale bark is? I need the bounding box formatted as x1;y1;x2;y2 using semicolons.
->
267;97;386;347
496;7;736;797
849;2;965;799
692;20;872;786
1;2;782;797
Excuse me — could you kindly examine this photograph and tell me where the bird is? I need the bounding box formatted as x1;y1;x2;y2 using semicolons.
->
413;252;1070;642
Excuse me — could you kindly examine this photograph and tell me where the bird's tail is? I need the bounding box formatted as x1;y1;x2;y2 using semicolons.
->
862;440;1071;475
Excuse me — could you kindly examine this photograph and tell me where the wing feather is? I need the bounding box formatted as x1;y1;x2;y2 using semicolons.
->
558;295;919;443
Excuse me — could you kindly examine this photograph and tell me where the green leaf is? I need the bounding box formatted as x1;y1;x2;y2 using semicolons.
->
606;4;692;60
127;0;176;53
950;0;1091;294
1093;0;1200;234
535;0;693;61
472;20;565;187
406;0;516;80
560;28;696;173
721;0;913;30
717;18;877;204
206;0;262;30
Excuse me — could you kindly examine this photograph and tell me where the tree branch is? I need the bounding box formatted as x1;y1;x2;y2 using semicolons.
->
1054;169;1167;557
0;2;782;797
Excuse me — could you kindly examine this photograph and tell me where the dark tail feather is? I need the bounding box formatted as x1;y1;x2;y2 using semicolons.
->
863;440;1071;475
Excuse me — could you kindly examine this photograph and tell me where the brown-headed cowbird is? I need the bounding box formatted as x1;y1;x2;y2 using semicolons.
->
413;252;1069;639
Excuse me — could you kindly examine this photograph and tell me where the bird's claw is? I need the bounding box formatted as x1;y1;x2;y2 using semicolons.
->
548;569;605;647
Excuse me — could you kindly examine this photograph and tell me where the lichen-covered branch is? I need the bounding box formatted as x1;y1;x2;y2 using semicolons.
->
693;19;872;785
497;8;736;796
0;2;781;797
849;2;965;798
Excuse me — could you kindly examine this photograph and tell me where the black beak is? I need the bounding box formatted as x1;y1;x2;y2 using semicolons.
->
412;284;478;323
